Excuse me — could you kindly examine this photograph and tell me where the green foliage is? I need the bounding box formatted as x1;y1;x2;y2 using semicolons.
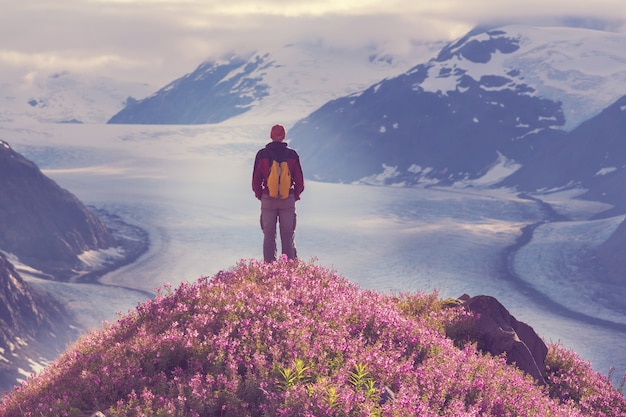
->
278;358;311;391
325;386;340;410
349;363;370;390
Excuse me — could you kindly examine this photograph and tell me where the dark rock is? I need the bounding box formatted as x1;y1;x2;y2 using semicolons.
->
461;295;547;385
379;385;395;405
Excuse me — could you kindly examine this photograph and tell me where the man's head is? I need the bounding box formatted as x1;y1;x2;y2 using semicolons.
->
270;124;286;141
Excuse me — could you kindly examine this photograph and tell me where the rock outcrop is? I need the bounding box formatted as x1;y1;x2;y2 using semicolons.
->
459;294;548;385
0;140;114;279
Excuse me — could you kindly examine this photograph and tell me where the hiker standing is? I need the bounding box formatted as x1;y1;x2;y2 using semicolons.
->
252;124;305;262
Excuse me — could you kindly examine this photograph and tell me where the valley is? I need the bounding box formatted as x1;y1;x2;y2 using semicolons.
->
2;121;624;387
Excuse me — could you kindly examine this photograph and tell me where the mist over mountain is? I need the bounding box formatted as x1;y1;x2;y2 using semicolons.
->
0;72;153;124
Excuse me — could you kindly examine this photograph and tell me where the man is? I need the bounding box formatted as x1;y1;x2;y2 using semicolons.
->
252;124;305;262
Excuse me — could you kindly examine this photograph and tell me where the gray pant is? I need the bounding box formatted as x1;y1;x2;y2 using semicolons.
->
260;194;297;262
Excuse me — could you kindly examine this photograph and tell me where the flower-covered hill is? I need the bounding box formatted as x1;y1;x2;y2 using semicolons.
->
1;259;624;416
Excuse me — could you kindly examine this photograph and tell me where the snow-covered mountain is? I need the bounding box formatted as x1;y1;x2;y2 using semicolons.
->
107;41;444;125
102;25;626;209
288;25;626;198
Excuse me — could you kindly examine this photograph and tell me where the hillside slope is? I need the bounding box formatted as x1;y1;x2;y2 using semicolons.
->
1;259;623;416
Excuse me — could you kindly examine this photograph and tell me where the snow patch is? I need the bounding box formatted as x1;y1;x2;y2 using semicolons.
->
419;64;458;95
407;164;423;174
354;164;400;185
596;167;617;176
17;367;31;380
78;246;125;269
27;358;48;376
15;357;49;382
1;251;53;279
454;151;521;187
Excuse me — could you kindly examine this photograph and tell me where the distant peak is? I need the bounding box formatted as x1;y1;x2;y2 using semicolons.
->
436;28;520;64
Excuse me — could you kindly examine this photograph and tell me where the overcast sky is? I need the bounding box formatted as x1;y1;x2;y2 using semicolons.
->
1;0;625;88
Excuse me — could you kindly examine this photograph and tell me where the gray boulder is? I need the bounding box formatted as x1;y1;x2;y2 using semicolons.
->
460;294;547;385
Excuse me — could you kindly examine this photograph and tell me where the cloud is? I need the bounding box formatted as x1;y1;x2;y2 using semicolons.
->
1;0;624;88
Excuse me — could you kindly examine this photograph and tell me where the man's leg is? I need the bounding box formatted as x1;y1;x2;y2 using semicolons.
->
260;196;279;262
278;195;297;259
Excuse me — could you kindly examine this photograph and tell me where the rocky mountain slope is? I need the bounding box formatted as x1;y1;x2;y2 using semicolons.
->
0;139;115;279
502;94;626;211
108;53;272;124
0;252;72;392
0;141;123;391
0;139;147;392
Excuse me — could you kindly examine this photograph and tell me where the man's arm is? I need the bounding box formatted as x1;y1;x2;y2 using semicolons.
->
252;151;265;200
292;156;305;201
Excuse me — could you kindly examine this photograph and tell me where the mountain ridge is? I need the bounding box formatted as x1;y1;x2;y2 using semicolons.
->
107;41;443;125
287;25;626;198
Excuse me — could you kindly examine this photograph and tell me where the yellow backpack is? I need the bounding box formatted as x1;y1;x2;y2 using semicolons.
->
267;159;291;199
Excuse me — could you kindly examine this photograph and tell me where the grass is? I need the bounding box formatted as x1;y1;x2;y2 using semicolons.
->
0;257;624;416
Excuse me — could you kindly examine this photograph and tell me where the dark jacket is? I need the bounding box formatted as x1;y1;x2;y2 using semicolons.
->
252;141;304;200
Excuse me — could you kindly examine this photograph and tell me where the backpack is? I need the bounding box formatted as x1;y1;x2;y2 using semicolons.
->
266;151;292;199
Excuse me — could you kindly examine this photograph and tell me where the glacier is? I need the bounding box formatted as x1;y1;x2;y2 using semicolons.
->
1;120;624;384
